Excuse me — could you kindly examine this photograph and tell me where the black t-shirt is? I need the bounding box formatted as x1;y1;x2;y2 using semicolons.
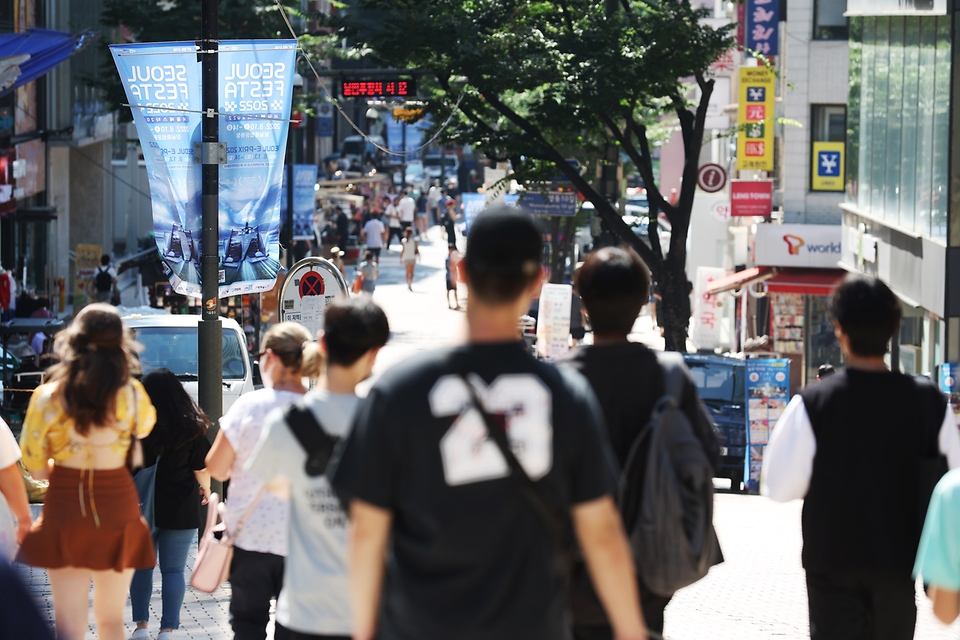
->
330;341;617;640
143;434;211;530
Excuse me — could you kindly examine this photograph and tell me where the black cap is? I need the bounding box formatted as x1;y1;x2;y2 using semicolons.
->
465;206;542;279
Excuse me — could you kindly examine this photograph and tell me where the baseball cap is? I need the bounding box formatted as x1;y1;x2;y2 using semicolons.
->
465;206;542;279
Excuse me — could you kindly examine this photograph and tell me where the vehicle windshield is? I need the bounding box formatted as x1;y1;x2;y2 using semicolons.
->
423;156;455;167
134;327;247;379
341;140;364;155
685;361;744;404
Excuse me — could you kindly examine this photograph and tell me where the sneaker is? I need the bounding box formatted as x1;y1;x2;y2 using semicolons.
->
129;630;150;640
157;632;174;640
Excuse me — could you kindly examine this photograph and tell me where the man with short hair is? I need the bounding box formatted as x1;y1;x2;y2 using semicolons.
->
246;297;390;640
561;247;720;639
360;214;386;263
94;254;118;304
330;207;648;640
396;189;416;235
763;275;960;640
427;181;443;226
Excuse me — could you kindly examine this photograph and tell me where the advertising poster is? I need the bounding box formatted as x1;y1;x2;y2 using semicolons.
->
110;39;297;299
745;358;790;490
692;266;726;351
737;67;775;172
281;164;318;241
460;192;486;234
811;141;845;192
73;244;102;312
536;283;573;360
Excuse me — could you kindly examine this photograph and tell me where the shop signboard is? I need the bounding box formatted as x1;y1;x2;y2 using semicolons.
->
693;267;727;351
754;223;842;268
737;67;775;172
279;257;348;340
730;179;772;217
73;243;102;311
281;164;318;241
110;40;297;299
746;0;779;56
508;191;577;217
811;142;845;192
745;358;790;491
536;283;572;360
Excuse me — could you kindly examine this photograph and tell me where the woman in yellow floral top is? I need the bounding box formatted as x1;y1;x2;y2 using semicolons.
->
18;303;157;640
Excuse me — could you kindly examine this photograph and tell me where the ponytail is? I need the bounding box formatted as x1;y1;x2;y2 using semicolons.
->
261;322;325;380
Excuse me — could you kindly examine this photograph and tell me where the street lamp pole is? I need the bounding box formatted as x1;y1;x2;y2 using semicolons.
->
199;0;223;455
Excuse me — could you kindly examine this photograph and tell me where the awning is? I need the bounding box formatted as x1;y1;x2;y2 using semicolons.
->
706;266;774;295
765;268;847;296
0;29;94;99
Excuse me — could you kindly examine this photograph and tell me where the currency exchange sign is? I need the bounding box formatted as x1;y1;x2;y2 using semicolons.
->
111;40;297;298
737;66;775;172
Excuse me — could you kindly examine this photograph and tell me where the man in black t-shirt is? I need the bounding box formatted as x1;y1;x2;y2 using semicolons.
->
560;247;720;639
763;275;960;639
330;208;647;640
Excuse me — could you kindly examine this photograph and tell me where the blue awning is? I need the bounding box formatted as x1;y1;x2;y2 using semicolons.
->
0;29;94;99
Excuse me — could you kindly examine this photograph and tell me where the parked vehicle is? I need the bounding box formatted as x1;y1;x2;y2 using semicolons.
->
393;160;425;187
123;313;254;414
341;134;386;170
423;152;459;188
683;354;746;492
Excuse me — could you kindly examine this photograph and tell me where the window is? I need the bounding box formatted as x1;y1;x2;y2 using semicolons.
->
812;105;846;143
134;327;248;379
814;0;848;41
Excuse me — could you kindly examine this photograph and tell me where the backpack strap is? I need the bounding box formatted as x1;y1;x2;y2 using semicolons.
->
655;351;687;407
284;403;339;477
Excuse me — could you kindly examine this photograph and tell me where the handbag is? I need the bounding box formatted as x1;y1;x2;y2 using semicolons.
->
125;385;144;474
133;457;159;536
352;272;364;294
190;487;266;593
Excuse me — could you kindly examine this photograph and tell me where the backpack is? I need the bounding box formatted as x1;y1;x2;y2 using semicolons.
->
95;266;113;292
618;352;722;598
284;402;339;477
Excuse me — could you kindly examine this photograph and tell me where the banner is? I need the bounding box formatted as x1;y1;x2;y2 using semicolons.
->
737;67;775;172
110;40;297;298
692;267;726;351
746;0;779;57
281;164;318;241
811;141;844;192
745;359;790;491
536;283;573;360
460;192;486;234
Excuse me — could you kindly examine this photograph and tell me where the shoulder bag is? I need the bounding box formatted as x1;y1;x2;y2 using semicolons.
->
125;384;144;474
190;487;267;593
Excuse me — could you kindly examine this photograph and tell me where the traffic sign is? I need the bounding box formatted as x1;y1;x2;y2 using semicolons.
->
697;163;727;193
298;271;325;298
280;258;349;340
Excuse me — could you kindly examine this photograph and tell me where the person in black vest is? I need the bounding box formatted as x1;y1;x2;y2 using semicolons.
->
560;247;721;639
762;274;960;640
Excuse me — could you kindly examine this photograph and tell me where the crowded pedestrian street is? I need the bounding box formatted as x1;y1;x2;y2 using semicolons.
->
10;230;959;639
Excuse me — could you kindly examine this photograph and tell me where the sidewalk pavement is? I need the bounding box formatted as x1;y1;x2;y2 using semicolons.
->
15;225;960;638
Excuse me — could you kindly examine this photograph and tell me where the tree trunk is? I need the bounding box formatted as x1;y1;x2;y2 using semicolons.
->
657;259;691;353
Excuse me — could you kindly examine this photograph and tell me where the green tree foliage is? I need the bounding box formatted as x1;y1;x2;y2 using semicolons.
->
343;0;734;350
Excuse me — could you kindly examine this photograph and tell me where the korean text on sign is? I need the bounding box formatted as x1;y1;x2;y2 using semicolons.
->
737;67;775;172
746;0;779;57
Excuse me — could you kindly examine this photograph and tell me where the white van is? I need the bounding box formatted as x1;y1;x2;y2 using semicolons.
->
122;313;254;415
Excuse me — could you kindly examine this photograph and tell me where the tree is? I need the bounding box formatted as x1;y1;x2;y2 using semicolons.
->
343;0;734;351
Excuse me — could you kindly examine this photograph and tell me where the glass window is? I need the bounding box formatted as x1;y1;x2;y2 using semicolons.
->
899;17;920;232
931;16;951;240
814;0;848;41
870;17;890;220
847;18;862;202
884;17;904;224
857;17;875;212
685;361;745;405
812;105;846;143
133;327;248;380
916;16;937;238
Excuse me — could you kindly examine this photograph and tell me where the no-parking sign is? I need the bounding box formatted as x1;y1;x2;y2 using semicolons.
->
280;257;348;340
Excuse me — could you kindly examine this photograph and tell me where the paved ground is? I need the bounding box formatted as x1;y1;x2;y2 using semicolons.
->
15;225;960;639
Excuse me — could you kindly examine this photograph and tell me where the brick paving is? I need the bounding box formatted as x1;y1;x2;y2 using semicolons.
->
14;226;960;639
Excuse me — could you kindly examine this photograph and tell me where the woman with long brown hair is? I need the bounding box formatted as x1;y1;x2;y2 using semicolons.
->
18;303;157;640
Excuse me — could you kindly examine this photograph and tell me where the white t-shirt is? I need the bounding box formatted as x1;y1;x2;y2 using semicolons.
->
427;186;442;206
0;419;21;469
219;388;303;556
397;196;416;223
363;219;385;248
385;204;401;228
247;390;362;635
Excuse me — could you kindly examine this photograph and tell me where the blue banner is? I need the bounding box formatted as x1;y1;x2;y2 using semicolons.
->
461;193;486;234
745;358;790;491
281;164;318;241
746;0;779;57
504;192;577;217
110;40;297;298
316;102;333;137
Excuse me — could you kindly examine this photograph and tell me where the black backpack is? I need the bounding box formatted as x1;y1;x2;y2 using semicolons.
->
95;267;113;292
284;402;339;477
618;352;722;598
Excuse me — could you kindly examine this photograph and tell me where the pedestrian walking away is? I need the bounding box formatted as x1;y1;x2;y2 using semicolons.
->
915;468;960;626
206;322;324;640
560;247;722;639
17;304;158;640
329;207;648;640
247;297;389;640
355;252;378;296
397;189;417;235
95;254;119;305
445;244;461;310
427;181;443;227
762;275;960;640
384;197;403;250
442;198;461;250
400;227;420;291
361;214;385;263
130;369;212;640
415;191;429;239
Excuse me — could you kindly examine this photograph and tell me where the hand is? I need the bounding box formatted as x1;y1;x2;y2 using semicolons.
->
199;485;210;506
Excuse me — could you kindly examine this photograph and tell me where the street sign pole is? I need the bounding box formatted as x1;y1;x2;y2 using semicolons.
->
199;0;223;471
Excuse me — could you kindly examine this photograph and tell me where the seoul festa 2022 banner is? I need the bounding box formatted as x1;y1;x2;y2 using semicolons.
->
110;40;297;298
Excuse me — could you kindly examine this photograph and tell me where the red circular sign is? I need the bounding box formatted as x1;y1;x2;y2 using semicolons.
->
697;163;727;193
299;271;325;298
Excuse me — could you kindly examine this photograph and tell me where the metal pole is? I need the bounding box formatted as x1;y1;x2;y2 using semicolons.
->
285;139;294;269
199;0;223;497
401;121;407;189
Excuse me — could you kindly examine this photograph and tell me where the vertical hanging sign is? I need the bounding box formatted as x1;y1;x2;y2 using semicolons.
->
110;39;297;298
281;164;319;241
737;66;775;172
746;0;779;57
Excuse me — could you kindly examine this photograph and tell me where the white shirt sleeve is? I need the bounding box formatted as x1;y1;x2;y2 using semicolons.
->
0;419;21;469
938;406;960;470
761;395;817;502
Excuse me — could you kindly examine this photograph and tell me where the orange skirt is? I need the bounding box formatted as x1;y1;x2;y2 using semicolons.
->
17;466;155;571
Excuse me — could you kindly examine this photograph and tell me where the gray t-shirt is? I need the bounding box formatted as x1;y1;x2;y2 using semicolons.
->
246;390;361;635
